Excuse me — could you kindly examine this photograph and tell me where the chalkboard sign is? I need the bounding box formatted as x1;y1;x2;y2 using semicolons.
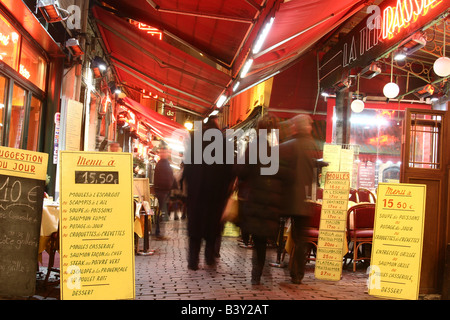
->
0;146;48;297
0;175;45;296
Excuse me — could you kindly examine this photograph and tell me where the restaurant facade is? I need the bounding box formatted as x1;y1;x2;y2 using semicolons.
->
0;1;64;188
318;0;450;294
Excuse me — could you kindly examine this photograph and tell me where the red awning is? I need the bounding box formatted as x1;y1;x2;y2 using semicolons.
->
93;0;366;116
93;6;231;115
121;97;187;140
234;0;366;96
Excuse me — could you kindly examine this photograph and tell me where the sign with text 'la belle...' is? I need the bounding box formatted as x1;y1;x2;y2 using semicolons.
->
59;151;135;300
369;183;426;300
315;172;350;281
0;147;48;296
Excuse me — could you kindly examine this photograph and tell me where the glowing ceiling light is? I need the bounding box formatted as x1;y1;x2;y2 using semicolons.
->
253;17;275;54
216;95;227;108
240;59;253;78
233;81;240;92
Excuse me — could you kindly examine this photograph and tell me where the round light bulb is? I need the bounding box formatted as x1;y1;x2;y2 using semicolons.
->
184;122;193;130
351;99;365;113
433;57;450;77
383;82;400;99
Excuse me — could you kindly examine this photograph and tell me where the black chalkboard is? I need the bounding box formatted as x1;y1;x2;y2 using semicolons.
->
0;174;45;296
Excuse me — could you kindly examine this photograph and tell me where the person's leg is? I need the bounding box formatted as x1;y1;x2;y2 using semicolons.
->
155;193;169;238
290;216;307;283
251;235;267;284
205;235;218;266
188;236;201;270
214;226;224;258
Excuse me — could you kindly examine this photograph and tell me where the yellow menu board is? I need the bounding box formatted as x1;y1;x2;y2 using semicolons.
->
59;151;135;300
315;172;350;281
369;183;426;300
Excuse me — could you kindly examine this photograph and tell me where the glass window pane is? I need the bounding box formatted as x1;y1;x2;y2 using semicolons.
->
27;96;42;151
350;109;403;191
8;84;26;149
0;75;7;143
19;39;47;90
408;113;441;169
0;14;20;70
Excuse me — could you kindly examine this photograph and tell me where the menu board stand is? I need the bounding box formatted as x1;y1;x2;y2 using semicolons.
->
368;183;426;300
59;151;135;300
314;172;350;281
0;147;48;297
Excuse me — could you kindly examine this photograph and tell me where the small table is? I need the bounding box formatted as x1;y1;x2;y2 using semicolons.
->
135;201;155;256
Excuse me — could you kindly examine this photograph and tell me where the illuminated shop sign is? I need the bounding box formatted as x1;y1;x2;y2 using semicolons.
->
381;0;443;39
129;19;163;40
319;0;449;89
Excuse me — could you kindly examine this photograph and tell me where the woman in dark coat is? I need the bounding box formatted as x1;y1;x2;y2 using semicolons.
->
236;117;292;284
278;114;320;284
183;116;233;270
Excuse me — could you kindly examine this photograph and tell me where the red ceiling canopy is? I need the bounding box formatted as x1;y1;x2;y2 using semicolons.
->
93;0;367;117
120;97;187;140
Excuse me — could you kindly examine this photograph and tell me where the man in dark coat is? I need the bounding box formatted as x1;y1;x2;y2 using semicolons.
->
153;146;175;239
183;116;233;270
279;114;319;284
236;117;293;284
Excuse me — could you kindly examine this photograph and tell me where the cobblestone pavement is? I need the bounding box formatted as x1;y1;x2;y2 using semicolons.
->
134;218;381;301
3;218;385;301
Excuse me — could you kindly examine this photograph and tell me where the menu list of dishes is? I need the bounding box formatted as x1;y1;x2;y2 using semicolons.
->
315;172;350;281
369;183;426;300
59;151;135;300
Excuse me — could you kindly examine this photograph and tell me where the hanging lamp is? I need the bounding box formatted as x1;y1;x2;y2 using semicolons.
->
433;20;450;77
383;53;400;99
351;74;365;113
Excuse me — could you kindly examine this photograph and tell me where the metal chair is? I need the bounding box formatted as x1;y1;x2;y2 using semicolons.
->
347;203;375;271
349;188;358;203
304;201;322;262
357;188;376;203
316;187;323;200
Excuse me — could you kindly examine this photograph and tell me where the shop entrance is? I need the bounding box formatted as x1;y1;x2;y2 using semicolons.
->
401;108;450;294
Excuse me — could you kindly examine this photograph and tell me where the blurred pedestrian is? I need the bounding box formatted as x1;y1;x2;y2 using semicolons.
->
183;116;233;270
279;114;319;284
236;116;291;285
109;141;121;152
153;146;175;240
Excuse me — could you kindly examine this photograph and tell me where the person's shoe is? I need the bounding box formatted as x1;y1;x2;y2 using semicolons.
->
206;258;217;267
188;264;198;271
291;277;302;284
251;277;261;285
239;243;253;249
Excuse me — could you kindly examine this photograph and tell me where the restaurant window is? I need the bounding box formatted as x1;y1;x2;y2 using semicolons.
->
408;112;441;169
349;108;404;191
0;13;20;71
8;84;26;149
26;96;42;151
20;39;47;91
0;75;7;143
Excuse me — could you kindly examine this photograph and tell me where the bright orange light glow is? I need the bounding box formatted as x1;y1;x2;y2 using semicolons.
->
130;20;163;40
19;64;30;79
382;0;443;40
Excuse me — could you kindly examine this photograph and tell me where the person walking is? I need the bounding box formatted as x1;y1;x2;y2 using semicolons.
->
153;146;175;240
183;116;233;270
236;116;291;285
279;114;319;284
